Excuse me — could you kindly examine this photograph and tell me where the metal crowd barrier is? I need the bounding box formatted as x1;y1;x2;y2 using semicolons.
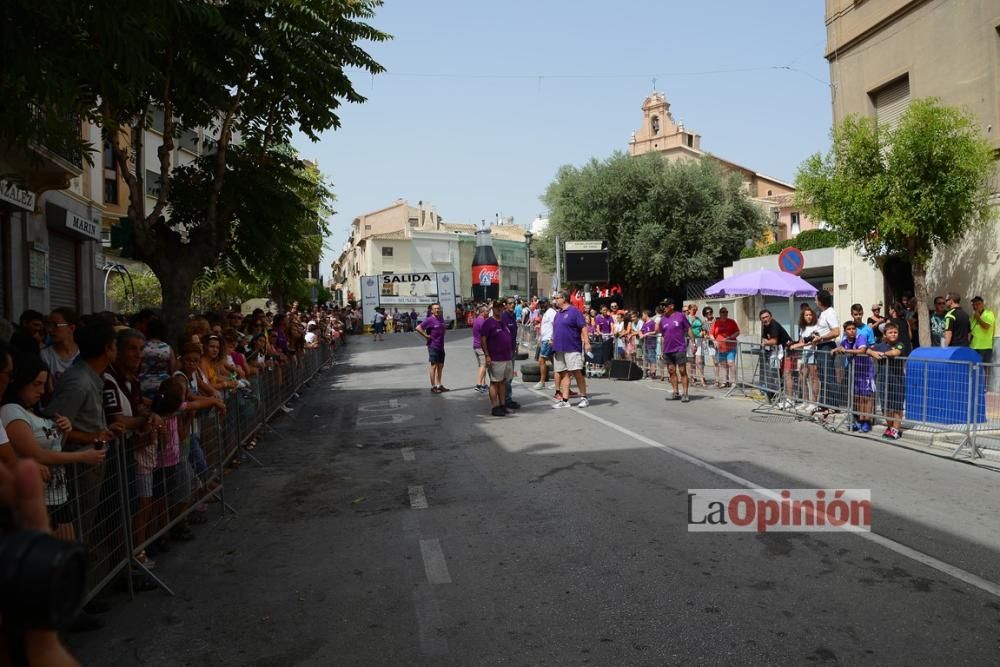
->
730;341;998;458
58;345;335;605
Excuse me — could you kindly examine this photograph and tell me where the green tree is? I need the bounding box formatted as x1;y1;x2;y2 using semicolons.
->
537;153;767;297
2;1;386;335
106;269;163;313
795;98;995;346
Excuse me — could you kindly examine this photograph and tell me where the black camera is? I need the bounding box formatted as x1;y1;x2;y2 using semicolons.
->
803;335;815;343
0;508;87;629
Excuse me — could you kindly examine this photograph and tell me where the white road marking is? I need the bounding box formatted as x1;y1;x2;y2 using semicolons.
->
401;447;416;462
529;387;1000;599
419;538;453;584
408;485;428;510
357;399;405;412
356;413;413;427
413;586;449;655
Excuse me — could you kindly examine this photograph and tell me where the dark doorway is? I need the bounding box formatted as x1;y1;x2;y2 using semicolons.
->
881;256;913;305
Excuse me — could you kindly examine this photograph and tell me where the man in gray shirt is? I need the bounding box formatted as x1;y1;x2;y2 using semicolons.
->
44;317;120;542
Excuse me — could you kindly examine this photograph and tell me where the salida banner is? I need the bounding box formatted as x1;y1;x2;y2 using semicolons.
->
361;272;457;325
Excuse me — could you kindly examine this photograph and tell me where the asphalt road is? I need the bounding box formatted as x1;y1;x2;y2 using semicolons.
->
70;330;1000;665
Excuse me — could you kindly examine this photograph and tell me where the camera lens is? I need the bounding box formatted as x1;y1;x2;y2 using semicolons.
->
0;529;87;629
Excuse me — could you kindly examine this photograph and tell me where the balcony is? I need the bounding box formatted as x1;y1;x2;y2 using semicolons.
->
3;111;85;195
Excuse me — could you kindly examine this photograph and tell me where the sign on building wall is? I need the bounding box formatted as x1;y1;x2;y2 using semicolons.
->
0;180;36;211
361;272;457;325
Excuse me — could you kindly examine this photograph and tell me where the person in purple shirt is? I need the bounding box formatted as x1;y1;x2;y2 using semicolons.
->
551;290;591;408
416;303;448;393
481;301;515;416
593;306;613;335
658;299;695;402
501;298;521;410
471;305;489;394
639;310;658;377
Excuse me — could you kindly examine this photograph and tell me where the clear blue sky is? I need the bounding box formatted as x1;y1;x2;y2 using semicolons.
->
294;0;833;278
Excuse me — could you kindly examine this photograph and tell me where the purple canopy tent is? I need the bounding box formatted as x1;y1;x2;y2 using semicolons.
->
705;268;818;330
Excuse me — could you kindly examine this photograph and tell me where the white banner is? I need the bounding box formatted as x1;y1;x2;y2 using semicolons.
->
361;276;380;326
437;272;457;321
361;272;457;322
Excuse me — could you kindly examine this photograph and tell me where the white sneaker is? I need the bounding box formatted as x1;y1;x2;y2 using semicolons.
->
576;397;590;408
552;401;571;410
533;382;546;390
279;404;293;414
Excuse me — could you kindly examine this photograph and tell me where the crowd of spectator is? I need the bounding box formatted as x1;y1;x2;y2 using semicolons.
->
483;289;995;438
0;301;345;633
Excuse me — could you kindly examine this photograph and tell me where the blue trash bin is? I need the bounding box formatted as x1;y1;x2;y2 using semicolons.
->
904;347;986;425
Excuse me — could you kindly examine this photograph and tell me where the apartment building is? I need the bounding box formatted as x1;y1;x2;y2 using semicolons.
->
825;0;1000;306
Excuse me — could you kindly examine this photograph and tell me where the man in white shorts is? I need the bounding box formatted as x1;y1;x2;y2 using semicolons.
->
550;291;591;409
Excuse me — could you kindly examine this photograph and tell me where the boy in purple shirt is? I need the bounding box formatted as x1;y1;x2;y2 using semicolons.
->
639;310;658;377
471;306;489;393
416;303;448;393
481;301;515;416
658;299;695;402
834;320;874;432
593;306;613;335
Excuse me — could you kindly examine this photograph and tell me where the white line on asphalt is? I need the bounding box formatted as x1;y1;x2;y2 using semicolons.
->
408;485;429;509
401;447;416;462
529;387;1000;599
413;586;449;655
419;538;453;584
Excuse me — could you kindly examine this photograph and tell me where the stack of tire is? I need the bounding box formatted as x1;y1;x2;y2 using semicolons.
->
520;361;541;384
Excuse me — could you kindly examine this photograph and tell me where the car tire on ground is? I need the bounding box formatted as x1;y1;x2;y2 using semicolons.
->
519;362;540;375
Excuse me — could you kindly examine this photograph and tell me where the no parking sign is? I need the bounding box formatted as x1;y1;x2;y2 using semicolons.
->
778;247;805;275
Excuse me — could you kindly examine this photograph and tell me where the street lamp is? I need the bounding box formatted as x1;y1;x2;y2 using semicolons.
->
524;230;533;298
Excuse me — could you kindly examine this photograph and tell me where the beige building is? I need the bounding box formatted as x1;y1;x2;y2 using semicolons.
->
331;200;553;307
626;92;877;335
825;0;1000;310
629;92;814;245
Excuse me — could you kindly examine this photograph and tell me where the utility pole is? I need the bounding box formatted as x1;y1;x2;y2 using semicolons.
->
554;235;562;292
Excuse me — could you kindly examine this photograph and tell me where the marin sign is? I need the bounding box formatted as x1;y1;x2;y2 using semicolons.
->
67;214;101;241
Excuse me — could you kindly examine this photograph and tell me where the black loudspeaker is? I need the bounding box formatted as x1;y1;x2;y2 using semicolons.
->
609;359;643;381
564;250;609;283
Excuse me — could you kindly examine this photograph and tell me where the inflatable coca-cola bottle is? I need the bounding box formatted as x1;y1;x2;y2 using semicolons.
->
471;229;500;302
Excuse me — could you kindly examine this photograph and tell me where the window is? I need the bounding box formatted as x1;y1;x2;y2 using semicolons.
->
148;107;165;134
871;75;910;131
145;170;161;198
364;224;372;231
790;212;801;237
408;217;419;227
767;189;773;196
686;134;693;147
431;242;450;263
103;178;118;205
178;128;200;153
651;115;660;135
103;140;119;204
381;246;393;257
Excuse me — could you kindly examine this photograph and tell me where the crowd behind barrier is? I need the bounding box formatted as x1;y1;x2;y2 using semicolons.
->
0;303;343;634
507;292;998;458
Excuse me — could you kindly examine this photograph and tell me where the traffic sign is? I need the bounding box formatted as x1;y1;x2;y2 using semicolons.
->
778;247;805;275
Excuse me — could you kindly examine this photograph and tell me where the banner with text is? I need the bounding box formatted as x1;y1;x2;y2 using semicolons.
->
361;272;457;322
